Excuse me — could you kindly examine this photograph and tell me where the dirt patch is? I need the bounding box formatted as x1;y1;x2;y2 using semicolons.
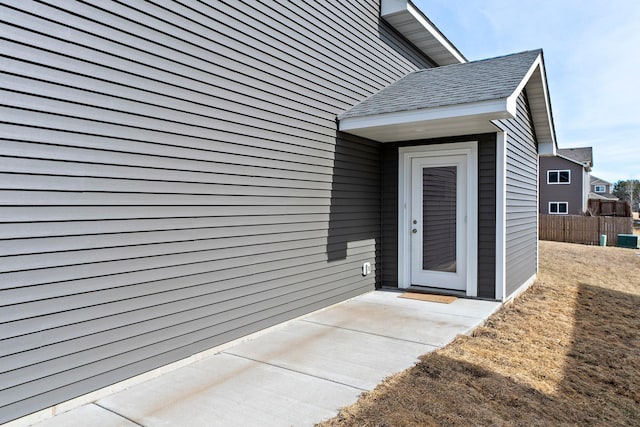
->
318;241;640;426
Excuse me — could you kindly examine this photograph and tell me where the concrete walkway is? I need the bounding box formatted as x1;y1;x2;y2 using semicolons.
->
31;291;500;427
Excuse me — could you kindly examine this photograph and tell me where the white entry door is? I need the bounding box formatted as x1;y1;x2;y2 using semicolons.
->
410;154;467;290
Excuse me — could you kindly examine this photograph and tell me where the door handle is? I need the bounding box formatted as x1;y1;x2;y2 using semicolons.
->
412;229;417;233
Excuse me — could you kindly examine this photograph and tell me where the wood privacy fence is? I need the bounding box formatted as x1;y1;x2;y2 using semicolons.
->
587;199;632;217
539;215;633;246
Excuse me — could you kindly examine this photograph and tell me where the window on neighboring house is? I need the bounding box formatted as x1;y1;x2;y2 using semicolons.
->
594;185;606;193
548;170;570;184
549;202;568;214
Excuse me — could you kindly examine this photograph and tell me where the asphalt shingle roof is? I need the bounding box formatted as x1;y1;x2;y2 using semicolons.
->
590;175;612;185
557;147;593;165
339;49;542;120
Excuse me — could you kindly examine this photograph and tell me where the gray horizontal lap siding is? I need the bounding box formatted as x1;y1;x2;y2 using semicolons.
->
496;91;538;298
0;0;433;422
477;137;497;298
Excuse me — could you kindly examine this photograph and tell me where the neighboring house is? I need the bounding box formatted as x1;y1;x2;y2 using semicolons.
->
590;175;618;200
0;1;558;424
539;147;592;215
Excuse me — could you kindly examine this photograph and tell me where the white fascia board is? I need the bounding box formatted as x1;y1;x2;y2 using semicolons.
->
505;95;519;118
339;98;512;133
405;3;466;64
528;61;558;155
506;53;558;156
535;57;556;138
510;54;543;103
381;0;466;65
505;55;539;123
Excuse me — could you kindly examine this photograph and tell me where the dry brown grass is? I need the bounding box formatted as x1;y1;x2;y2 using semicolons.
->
318;241;640;426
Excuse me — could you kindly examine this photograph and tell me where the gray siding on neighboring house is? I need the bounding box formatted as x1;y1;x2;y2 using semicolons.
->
591;181;612;194
379;134;497;299
539;156;585;215
496;92;538;297
0;1;433;422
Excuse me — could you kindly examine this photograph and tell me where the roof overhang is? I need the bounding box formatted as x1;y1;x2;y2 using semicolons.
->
381;0;466;66
589;192;618;201
338;52;557;155
520;55;557;156
556;153;592;171
590;176;612;185
339;98;513;142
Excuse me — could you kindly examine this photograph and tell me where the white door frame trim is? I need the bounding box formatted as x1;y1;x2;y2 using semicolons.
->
398;142;478;296
410;154;468;290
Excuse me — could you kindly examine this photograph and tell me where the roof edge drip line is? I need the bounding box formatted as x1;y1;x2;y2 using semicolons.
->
381;0;466;66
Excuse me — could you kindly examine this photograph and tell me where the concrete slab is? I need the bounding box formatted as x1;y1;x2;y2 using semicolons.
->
224;320;435;390
31;403;137;427
356;290;502;319
303;292;499;347
96;353;361;427
26;291;501;427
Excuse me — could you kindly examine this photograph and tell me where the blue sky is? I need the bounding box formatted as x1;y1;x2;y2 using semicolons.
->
414;0;640;183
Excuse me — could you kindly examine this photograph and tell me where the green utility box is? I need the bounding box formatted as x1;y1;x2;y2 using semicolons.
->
616;234;640;249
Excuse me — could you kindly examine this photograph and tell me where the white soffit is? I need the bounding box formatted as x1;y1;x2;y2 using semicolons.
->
522;58;557;156
339;100;512;142
381;0;466;66
494;54;557;156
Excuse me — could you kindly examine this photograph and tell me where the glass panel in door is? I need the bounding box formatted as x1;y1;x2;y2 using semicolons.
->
422;166;457;272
